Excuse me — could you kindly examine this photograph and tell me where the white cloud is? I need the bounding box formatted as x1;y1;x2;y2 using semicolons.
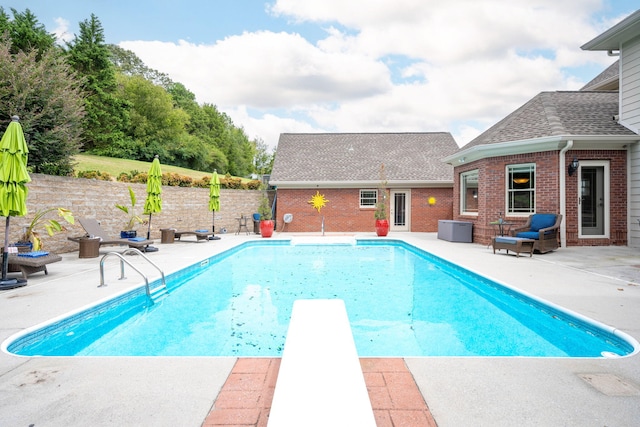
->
120;0;627;149
52;17;73;44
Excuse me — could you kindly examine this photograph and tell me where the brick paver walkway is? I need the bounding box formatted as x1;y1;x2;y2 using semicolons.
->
202;358;437;426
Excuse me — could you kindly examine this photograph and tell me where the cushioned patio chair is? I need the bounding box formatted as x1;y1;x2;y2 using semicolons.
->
510;213;562;254
68;218;154;250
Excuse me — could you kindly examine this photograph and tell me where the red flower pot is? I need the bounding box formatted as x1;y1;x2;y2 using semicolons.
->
375;219;389;236
260;220;274;238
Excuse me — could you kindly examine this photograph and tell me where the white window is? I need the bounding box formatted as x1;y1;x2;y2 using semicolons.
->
360;189;377;208
460;170;478;214
507;164;535;214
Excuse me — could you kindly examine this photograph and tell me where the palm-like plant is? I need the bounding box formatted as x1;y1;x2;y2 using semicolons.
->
115;186;146;230
20;207;75;251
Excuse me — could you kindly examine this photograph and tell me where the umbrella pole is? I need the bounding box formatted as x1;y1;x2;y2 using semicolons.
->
2;217;9;281
145;213;159;252
209;211;221;240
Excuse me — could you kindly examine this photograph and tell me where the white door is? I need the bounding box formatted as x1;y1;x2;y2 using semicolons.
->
578;160;609;238
390;190;410;231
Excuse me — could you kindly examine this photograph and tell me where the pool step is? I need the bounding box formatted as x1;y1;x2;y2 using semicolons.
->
149;286;169;302
268;299;376;427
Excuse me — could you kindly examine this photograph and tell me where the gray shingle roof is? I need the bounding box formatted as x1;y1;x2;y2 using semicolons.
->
580;60;619;90
463;91;635;148
270;133;458;185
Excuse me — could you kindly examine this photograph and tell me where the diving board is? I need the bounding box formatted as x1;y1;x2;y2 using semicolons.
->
268;299;375;427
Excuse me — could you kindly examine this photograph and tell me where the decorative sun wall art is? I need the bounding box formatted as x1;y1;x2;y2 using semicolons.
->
308;191;329;213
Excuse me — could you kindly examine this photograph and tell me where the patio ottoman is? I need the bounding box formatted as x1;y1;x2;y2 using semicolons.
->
492;236;535;257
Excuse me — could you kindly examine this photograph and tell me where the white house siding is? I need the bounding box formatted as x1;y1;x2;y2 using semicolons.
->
630;142;640;247
620;36;640;133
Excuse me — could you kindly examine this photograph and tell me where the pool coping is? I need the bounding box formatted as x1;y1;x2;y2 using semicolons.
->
0;232;639;426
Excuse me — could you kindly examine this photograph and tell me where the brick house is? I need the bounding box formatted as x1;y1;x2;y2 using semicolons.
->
269;133;458;233
442;10;640;247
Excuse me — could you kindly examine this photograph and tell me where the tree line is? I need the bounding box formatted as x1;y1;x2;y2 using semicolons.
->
0;8;274;177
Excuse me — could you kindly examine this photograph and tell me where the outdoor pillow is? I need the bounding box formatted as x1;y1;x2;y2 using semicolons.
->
516;231;539;240
529;214;556;232
196;229;208;232
129;237;146;242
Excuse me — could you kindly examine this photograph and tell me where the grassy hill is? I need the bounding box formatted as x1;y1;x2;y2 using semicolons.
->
73;154;223;180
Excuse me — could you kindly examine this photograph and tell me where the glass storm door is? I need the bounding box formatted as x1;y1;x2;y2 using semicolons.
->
390;190;410;231
579;163;607;237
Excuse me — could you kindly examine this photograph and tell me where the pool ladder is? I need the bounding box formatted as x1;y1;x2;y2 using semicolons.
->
99;248;168;303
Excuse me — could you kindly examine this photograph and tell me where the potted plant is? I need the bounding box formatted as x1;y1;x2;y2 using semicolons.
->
18;207;75;251
115;186;146;238
258;194;274;238
374;164;389;236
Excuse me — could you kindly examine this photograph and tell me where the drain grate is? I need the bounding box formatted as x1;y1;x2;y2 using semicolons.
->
579;373;640;396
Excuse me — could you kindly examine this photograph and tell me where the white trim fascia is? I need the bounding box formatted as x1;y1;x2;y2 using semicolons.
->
442;135;639;165
581;10;640;51
270;180;453;189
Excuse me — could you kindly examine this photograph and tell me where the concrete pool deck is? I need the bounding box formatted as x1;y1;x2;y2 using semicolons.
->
0;232;638;426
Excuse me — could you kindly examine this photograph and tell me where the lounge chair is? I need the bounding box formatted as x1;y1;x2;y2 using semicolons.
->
511;213;562;253
174;229;212;242
7;252;62;279
68;218;154;250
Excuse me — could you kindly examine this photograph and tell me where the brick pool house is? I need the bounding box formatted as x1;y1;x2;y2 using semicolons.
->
269;133;458;233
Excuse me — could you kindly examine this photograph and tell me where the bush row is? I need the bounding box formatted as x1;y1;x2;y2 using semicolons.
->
75;170;262;190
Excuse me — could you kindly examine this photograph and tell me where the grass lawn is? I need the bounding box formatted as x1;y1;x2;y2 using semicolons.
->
73;154;226;181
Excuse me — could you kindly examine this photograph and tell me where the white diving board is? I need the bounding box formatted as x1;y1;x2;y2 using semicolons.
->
267;299;376;427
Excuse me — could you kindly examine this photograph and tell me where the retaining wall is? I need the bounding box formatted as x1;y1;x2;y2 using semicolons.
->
0;174;263;253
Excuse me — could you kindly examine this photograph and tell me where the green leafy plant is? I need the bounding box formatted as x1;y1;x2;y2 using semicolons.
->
20;207;75;251
115;186;146;230
374;164;388;220
258;194;272;220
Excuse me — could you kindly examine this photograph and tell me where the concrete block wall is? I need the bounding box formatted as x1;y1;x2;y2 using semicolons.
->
0;174;263;253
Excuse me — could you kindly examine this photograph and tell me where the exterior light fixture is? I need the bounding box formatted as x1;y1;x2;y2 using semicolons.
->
568;157;579;176
428;196;436;206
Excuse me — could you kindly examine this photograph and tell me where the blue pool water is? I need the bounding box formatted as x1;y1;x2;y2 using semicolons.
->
6;240;637;357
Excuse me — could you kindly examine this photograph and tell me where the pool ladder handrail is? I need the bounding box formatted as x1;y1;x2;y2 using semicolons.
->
99;248;167;300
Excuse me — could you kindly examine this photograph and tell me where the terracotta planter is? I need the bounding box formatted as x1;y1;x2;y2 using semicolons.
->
260;220;274;238
375;219;389;236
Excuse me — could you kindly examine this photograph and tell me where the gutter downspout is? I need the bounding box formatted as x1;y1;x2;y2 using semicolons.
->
559;140;573;248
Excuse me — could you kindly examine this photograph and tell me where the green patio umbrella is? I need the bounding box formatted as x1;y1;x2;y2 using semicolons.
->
208;169;221;240
143;155;162;252
0;116;31;289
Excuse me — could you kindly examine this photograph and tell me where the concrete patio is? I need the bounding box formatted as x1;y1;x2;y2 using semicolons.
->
0;232;638;426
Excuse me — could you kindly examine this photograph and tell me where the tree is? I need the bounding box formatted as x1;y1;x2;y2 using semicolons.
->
1;8;55;59
65;14;129;151
117;74;189;160
252;138;274;176
108;44;172;88
0;36;84;175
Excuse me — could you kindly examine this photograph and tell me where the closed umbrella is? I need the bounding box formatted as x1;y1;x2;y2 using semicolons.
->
0;116;31;289
143;155;162;252
208;170;221;240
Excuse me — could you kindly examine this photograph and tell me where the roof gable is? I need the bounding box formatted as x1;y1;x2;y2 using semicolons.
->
270;133;458;187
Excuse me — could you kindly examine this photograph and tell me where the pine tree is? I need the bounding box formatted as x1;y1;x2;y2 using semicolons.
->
65;14;129;151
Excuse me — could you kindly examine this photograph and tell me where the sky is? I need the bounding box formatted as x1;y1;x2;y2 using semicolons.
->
3;1;639;150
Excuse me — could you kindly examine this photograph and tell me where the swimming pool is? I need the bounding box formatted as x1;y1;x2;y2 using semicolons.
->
5;240;637;357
